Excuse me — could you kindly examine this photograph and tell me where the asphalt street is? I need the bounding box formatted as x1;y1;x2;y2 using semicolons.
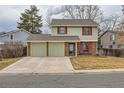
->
0;72;124;88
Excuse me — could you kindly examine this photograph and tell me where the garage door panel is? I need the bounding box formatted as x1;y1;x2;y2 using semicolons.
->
49;42;64;57
31;43;47;57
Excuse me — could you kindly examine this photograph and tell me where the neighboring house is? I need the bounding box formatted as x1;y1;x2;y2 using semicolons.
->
0;30;30;45
100;31;116;49
27;19;98;57
100;30;124;56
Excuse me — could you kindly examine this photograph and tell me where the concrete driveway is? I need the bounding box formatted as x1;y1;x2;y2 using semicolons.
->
0;57;74;74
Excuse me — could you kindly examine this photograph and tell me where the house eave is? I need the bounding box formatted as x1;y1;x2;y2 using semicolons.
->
51;25;98;27
26;40;80;42
80;40;98;42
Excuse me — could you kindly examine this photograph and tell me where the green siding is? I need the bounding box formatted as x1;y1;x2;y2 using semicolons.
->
52;26;98;41
52;27;57;35
49;42;64;56
31;42;47;57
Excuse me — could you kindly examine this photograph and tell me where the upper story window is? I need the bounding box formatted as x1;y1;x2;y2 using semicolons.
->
10;34;14;40
57;26;67;34
110;34;115;41
82;27;92;35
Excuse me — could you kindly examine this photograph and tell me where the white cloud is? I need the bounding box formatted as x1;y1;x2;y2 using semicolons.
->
100;5;122;16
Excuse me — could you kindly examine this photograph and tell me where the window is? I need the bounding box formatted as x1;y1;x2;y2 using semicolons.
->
10;34;14;40
82;27;92;35
59;27;65;34
57;26;67;34
110;34;115;41
109;45;112;48
100;45;103;48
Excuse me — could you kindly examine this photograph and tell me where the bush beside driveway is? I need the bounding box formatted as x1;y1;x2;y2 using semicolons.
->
71;55;124;70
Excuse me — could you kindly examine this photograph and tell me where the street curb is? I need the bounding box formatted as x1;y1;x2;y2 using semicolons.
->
74;69;124;74
1;69;124;76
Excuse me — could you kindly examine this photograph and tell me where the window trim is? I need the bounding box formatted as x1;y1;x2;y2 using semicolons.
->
57;26;67;34
82;27;92;36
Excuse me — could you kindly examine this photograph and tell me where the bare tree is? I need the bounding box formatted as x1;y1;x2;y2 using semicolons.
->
63;5;103;21
63;5;83;19
122;5;124;14
45;6;66;33
46;5;103;21
46;6;65;27
64;6;75;19
86;5;103;21
113;5;124;31
100;15;121;31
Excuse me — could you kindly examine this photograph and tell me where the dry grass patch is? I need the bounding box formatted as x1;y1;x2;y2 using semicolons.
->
0;58;20;70
71;55;124;70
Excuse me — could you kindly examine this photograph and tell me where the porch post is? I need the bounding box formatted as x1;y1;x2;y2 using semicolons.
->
75;42;77;56
27;42;31;56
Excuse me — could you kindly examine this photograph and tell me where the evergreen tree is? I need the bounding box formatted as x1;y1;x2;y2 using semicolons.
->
17;5;42;34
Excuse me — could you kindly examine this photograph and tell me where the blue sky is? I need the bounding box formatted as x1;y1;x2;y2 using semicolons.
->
0;5;122;32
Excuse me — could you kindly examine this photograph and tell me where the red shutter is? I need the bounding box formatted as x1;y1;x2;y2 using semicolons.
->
77;42;80;54
90;26;92;35
65;26;67;34
88;42;92;55
80;42;83;54
57;26;60;34
81;42;83;54
82;27;85;35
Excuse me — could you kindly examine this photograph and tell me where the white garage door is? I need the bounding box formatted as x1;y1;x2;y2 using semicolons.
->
48;42;65;57
31;42;47;57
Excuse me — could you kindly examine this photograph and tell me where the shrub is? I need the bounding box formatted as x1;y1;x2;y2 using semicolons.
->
0;50;2;61
1;41;26;58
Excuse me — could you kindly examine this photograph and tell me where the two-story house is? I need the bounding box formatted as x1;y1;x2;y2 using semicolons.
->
27;19;98;57
100;30;124;56
100;31;116;49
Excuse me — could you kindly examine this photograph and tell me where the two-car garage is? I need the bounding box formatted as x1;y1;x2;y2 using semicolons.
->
31;42;65;57
27;34;79;57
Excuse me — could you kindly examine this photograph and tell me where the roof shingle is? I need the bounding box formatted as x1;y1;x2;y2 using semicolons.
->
27;34;80;41
51;19;98;26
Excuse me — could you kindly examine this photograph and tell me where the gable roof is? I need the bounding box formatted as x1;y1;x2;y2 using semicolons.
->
27;34;80;42
0;30;31;37
51;19;98;26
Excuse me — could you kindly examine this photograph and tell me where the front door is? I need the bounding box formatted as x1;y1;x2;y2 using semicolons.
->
68;43;75;56
82;42;89;54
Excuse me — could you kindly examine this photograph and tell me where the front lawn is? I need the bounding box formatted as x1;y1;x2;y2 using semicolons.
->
0;58;20;70
71;55;124;70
